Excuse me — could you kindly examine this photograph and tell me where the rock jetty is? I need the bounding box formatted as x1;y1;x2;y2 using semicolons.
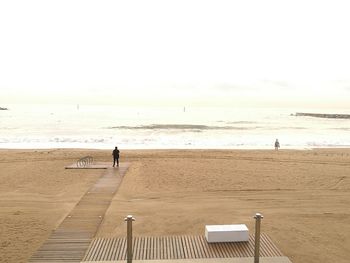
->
295;112;350;119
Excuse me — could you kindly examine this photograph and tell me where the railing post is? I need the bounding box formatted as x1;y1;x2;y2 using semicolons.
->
124;215;135;263
254;213;264;263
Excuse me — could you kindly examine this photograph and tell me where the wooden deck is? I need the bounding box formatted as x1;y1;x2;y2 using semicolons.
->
82;234;284;262
28;163;130;263
83;258;292;263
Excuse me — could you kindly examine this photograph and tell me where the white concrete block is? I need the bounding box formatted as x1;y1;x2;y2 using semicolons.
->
205;224;249;243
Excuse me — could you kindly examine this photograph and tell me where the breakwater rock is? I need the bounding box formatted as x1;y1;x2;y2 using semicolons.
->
295;112;350;119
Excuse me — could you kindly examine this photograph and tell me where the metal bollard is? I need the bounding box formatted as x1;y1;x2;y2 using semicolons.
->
124;215;135;263
254;213;264;263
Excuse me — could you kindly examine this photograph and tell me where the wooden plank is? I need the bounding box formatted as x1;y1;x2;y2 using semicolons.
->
174;236;184;259
159;236;163;259
94;237;105;260
134;236;140;260
245;235;255;256
153;236;158;260
200;236;214;258
266;234;283;256
139;236;145;260
88;235;102;260
194;235;206;258
214;243;225;258
172;236;178;259
192;236;203;258
162;236;167;259
261;234;282;257
157;236;161;260
100;237;111;260
179;235;186;259
169;236;175;259
135;237;143;259
260;234;270;257
209;242;221;258
236;241;247;257
145;236;150;260
187;235;196;258
174;236;180;258
115;238;123;260
105;237;115;260
171;236;177;259
223;243;232;258
188;235;197;258
120;236;127;260
164;236;170;259
149;236;154;259
241;240;253;257
111;237;121;260
149;235;155;259
181;236;189;259
218;242;230;258
160;236;165;259
147;236;152;260
173;236;180;258
169;236;174;259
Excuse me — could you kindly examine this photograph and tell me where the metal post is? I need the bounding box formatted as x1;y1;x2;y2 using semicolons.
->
124;215;135;263
254;213;264;263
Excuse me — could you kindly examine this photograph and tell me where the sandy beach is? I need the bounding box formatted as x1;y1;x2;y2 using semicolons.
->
0;149;350;263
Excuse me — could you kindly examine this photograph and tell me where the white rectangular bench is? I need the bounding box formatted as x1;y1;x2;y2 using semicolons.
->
205;224;249;243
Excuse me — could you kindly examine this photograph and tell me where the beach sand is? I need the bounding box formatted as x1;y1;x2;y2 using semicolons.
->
1;149;350;263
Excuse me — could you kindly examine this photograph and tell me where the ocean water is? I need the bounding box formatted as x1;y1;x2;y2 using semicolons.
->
0;104;349;149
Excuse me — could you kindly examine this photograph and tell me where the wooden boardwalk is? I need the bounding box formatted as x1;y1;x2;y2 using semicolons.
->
28;163;130;263
82;234;284;262
28;161;290;263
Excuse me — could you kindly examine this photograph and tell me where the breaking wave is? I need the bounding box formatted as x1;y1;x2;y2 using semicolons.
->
106;124;309;131
106;124;259;130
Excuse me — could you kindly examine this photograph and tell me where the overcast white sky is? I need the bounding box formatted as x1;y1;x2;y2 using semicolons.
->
1;0;350;107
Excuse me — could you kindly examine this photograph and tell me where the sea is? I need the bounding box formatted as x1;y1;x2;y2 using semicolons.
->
0;104;350;149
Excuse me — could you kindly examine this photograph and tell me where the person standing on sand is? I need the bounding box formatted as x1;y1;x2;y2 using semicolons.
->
112;146;120;167
275;139;280;150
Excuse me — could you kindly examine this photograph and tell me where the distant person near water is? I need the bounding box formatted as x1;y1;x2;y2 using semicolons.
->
274;139;280;150
112;146;120;167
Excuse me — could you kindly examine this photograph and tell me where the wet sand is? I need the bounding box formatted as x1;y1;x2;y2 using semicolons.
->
0;149;350;263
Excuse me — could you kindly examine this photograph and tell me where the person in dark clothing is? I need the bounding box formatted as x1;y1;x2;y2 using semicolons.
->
112;146;120;167
274;139;280;150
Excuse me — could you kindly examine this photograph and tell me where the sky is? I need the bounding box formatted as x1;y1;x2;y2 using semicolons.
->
1;0;350;108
